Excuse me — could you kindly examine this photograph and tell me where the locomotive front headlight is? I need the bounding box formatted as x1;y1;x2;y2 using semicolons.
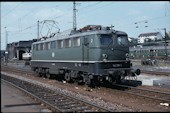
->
126;58;129;61
125;53;129;58
125;53;129;61
102;54;107;58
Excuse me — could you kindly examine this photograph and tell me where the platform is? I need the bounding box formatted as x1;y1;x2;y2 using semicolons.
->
1;80;50;112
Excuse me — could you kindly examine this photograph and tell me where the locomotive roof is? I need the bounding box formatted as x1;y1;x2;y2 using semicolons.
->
32;28;127;44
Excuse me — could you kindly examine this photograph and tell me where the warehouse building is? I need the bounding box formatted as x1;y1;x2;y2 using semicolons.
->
7;39;38;60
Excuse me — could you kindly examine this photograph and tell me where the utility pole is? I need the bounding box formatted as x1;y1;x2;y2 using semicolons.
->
164;28;168;60
37;20;39;39
4;27;8;65
73;1;77;31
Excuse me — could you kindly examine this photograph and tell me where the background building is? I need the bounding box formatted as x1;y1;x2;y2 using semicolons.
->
128;37;138;46
138;32;163;43
7;39;38;61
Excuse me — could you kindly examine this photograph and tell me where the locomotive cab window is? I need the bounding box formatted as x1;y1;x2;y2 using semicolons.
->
100;34;113;45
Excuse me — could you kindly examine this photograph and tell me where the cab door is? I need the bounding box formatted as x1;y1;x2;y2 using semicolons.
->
82;37;89;61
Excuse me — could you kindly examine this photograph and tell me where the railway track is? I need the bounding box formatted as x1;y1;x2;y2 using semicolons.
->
141;70;170;76
112;83;170;103
1;74;113;112
1;64;34;75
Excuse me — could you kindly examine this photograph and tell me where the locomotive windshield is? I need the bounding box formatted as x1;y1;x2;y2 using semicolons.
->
117;35;128;46
100;34;113;45
100;34;128;46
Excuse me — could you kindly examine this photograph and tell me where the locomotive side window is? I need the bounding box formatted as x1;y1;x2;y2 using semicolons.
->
38;44;41;51
43;43;45;50
36;44;39;51
40;43;43;50
51;41;56;49
33;45;36;50
100;34;113;45
57;40;63;48
48;42;50;49
73;37;80;47
45;42;50;50
45;43;48;50
65;38;71;48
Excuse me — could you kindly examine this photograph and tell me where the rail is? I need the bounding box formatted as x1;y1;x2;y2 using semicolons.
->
112;83;170;103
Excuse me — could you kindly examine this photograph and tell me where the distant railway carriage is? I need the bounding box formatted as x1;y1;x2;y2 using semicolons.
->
31;25;140;85
129;43;170;60
22;52;32;60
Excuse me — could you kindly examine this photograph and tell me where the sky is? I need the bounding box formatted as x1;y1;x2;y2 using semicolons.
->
1;1;170;50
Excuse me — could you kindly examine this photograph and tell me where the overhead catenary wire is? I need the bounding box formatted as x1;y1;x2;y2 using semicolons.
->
48;2;102;20
2;2;22;18
6;23;37;34
1;2;64;32
77;1;169;28
33;2;103;34
1;2;110;35
19;2;64;21
2;2;170;38
117;15;170;28
76;2;116;26
78;1;169;28
78;2;170;29
51;1;117;24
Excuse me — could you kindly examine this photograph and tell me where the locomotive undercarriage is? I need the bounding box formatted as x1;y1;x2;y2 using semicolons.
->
31;61;140;87
33;66;140;87
62;69;140;87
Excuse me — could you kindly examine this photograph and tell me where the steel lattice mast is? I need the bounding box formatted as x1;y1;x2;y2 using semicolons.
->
73;1;77;31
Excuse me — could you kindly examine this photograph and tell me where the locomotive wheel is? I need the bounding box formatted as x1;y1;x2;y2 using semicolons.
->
37;71;43;77
112;70;122;84
36;68;43;77
38;73;43;77
116;78;121;84
46;73;51;79
77;75;85;85
64;72;73;82
84;78;91;85
84;74;93;85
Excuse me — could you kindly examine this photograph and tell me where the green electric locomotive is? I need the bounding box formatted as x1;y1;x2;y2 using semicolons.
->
31;25;140;85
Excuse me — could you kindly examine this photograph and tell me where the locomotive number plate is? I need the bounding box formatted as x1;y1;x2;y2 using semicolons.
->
112;64;122;67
